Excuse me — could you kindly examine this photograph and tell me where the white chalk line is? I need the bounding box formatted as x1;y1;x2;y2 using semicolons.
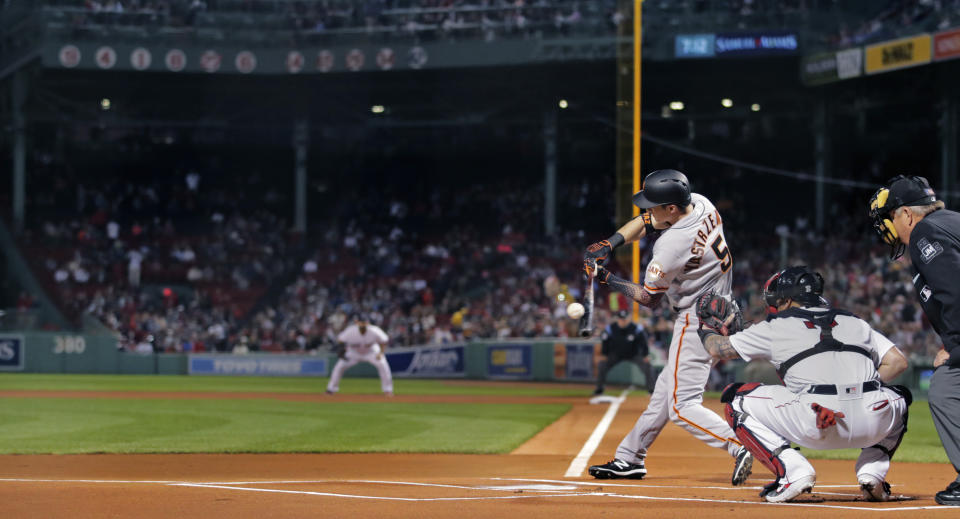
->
0;477;950;510
564;388;629;477
495;477;865;491
608;493;947;511
174;483;596;502
347;480;581;493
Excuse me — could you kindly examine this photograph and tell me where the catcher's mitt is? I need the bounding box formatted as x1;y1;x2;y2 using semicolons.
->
695;292;744;337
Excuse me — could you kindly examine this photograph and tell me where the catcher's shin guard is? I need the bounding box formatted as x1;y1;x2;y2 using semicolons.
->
721;383;788;482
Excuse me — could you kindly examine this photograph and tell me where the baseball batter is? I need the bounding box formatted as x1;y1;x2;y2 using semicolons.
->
583;169;752;484
326;315;394;396
698;266;911;503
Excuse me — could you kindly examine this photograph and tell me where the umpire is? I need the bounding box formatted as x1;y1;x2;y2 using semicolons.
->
594;310;655;396
870;175;960;506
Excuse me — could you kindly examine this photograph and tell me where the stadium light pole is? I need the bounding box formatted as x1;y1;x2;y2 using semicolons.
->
12;71;27;233
632;0;642;319
293;118;309;234
942;94;956;206
544;110;557;236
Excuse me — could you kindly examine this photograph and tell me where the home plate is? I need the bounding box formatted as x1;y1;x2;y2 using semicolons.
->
479;484;580;492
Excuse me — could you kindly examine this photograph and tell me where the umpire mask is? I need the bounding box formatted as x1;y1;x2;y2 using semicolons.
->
869;175;938;260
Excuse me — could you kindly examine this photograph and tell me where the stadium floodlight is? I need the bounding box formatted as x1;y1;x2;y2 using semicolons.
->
721;98;733;108
669;101;684;111
371;105;385;114
100;98;111;111
558;99;569;109
751;103;761;112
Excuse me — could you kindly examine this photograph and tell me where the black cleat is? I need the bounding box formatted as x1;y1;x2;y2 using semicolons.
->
936;481;960;506
731;447;753;486
588;459;646;479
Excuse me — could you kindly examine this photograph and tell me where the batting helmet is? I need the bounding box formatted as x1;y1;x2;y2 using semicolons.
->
763;266;827;311
632;169;692;209
869;175;938;260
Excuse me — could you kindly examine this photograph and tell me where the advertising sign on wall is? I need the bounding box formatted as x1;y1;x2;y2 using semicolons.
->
801;51;838;85
836;48;863;78
487;344;532;379
934;28;960;61
189;354;328;376
0;335;25;371
715;32;798;56
387;345;465;378
553;343;599;381
865;34;931;74
675;34;715;58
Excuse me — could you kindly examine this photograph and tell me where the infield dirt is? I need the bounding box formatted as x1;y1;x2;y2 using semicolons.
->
0;390;953;518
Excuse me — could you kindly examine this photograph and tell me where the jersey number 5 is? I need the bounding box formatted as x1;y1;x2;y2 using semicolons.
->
711;236;732;273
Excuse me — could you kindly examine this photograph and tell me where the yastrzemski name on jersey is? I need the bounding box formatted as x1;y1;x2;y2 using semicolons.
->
644;193;734;310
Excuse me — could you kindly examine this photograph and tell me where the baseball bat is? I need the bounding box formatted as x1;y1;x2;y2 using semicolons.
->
578;261;596;337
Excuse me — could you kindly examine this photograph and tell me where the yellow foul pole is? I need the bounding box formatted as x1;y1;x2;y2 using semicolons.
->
632;0;642;318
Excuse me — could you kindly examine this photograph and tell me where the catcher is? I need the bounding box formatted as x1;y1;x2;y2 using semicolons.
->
697;266;911;503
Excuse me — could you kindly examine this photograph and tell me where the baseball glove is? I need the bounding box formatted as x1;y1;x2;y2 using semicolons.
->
695;292;744;337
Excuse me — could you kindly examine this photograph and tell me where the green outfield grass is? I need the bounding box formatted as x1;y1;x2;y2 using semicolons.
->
0;374;574;454
0;375;948;463
0;397;569;454
0;374;591;397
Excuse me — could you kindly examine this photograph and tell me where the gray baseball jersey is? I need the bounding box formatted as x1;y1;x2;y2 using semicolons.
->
643;193;733;310
729;308;897;393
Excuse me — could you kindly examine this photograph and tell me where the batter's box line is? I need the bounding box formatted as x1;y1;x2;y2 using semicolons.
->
172;483;605;502
175;482;948;510
494;477;867;491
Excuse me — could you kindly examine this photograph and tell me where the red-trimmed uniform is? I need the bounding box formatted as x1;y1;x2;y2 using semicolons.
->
724;307;909;499
326;323;393;395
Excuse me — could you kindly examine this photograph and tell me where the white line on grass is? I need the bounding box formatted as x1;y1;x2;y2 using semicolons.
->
564;388;629;478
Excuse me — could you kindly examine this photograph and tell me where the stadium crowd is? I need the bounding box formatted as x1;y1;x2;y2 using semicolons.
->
828;0;960;48
46;0;624;42
11;151;944;367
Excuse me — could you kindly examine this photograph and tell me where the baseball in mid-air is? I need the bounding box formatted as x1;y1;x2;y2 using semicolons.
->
566;302;585;319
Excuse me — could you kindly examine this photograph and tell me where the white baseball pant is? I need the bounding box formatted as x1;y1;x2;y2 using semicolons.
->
728;384;908;485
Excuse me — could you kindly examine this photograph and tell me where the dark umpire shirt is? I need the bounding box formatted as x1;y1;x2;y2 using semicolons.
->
909;209;960;366
602;322;649;358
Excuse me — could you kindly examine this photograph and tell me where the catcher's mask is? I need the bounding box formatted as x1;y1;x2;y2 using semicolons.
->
869;175;938;260
763;266;827;313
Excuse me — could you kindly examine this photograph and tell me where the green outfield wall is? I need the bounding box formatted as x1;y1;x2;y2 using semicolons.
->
0;333;928;393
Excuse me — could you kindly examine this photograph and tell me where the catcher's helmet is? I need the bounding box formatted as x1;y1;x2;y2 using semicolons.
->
632;169;692;209
763;266;827;311
869;175;938;260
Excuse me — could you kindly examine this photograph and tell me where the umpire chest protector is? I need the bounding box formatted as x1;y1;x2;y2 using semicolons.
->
768;308;873;379
603;323;643;357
